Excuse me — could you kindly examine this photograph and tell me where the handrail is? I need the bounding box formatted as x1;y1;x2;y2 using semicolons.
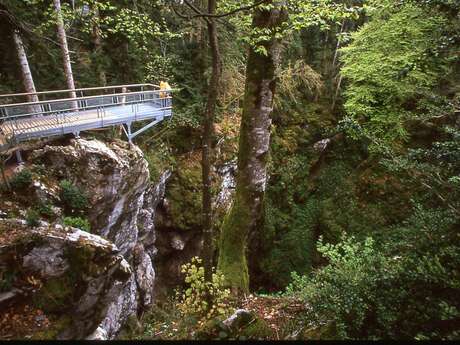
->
0;89;172;109
0;83;160;99
0;96;173;120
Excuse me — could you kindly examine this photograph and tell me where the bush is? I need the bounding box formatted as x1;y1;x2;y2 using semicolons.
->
285;235;394;339
285;226;460;340
26;208;40;227
63;216;91;232
59;180;88;214
10;169;33;190
36;202;55;218
176;257;233;325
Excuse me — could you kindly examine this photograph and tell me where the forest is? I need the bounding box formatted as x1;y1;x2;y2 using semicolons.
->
0;0;459;340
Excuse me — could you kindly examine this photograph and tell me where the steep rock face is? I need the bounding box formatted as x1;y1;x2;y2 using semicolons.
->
0;219;131;339
25;138;170;339
1;138;235;339
30;139;149;256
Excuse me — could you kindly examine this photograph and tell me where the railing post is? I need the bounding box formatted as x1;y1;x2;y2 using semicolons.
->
121;87;127;105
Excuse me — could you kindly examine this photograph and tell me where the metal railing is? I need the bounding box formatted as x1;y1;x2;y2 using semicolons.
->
0;83;162;103
0;84;173;145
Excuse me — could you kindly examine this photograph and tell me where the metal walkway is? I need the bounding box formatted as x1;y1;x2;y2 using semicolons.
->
0;84;172;153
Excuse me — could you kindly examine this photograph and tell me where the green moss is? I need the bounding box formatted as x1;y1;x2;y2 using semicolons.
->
143;145;174;182
65;245;96;278
33;277;74;313
239;316;272;339
217;192;252;293
302;322;337;340
166;156;202;231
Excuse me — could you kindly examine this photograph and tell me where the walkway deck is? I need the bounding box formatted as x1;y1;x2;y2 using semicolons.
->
0;84;172;152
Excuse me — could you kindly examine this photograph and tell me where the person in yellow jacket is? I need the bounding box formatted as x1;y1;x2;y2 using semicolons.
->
159;81;171;98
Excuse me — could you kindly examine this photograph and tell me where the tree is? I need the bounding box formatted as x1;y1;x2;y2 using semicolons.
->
90;3;106;86
53;0;77;103
172;0;223;284
217;0;288;293
201;0;222;284
12;30;39;105
0;5;39;109
174;0;275;284
215;0;359;292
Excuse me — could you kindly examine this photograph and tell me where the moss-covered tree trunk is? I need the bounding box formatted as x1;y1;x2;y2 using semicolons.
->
202;0;222;283
217;0;288;293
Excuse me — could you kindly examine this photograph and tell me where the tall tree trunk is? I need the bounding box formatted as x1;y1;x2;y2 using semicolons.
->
91;4;106;86
202;0;222;283
54;0;77;104
12;31;38;101
12;30;40;114
217;0;288;293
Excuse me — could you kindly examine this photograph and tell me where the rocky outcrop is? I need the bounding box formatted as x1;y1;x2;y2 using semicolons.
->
0;219;131;339
1;137;235;339
30;139;150;256
21;138;171;339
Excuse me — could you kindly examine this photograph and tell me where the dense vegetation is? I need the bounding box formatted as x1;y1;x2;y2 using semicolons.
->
0;0;459;340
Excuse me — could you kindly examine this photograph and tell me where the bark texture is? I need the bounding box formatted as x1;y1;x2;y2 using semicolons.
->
217;0;288;292
202;0;222;283
54;0;77;102
91;4;106;86
12;30;40;111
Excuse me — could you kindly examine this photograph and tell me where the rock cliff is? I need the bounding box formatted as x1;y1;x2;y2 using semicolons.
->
0;138;170;339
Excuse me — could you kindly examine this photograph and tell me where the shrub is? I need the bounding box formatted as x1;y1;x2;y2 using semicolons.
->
59;180;88;214
285;226;460;340
26;208;40;227
63;216;91;232
176;257;233;325
10;169;33;190
285;236;393;338
36;202;55;218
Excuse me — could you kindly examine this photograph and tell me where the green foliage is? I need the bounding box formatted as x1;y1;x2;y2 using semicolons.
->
142;144;174;182
33;276;75;313
63;216;91;232
340;2;454;148
59;180;88;215
166;158;202;231
176;257;233;325
36;202;55;218
25;208;40;227
286;235;395;339
286;209;460;340
10;169;33;190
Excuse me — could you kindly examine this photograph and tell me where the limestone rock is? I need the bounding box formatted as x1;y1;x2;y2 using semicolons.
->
0;218;132;339
222;309;254;330
30;138;149;257
22;240;69;277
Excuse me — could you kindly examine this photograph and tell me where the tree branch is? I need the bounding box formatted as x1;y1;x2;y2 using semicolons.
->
175;0;271;21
